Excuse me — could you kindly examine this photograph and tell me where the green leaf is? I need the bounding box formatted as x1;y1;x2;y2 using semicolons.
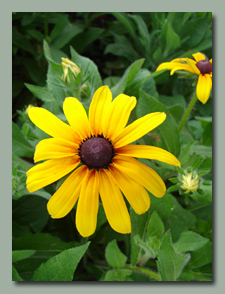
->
70;46;102;91
104;269;133;281
130;207;151;266
136;92;180;157
125;69;152;98
111;59;145;98
25;83;56;102
161;20;180;55
52;23;83;49
157;231;190;281
112;12;137;40
105;240;127;269
189;242;212;268
166;196;196;242
190;182;212;203
134;235;156;259
12;122;34;157
147;211;165;241
12;194;49;232
173;231;209;254
12;267;23;281
180;15;208;48
12;250;36;263
32;242;90;281
202;122;212;146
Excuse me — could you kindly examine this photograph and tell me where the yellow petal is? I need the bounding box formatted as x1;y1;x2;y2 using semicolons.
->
76;169;100;237
113;155;166;198
185;58;200;75
28;106;78;143
116;145;181;167
113;112;166;148
26;157;80;193
89;86;112;136
109;165;150;215
196;74;212;104
99;169;131;234
102;94;137;141
63;97;90;141
192;52;206;62
34;138;79;163
157;61;197;75
47;165;88;218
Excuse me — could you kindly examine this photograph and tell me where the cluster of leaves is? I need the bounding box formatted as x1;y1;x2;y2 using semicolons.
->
12;12;212;281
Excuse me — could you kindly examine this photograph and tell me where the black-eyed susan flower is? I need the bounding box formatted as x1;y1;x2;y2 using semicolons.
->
180;172;199;194
156;52;212;104
26;86;180;237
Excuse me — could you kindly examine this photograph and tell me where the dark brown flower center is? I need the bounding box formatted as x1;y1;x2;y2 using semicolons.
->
79;136;114;170
195;60;212;74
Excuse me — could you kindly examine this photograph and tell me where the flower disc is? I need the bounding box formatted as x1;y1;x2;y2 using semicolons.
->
196;60;212;74
79;137;114;169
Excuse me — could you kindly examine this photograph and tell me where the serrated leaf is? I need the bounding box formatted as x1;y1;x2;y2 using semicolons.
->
157;231;190;281
174;231;209;254
32;242;90;281
105;240;127;269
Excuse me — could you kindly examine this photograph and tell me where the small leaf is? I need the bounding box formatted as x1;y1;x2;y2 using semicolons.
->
32;242;90;281
173;231;209;254
105;240;127;269
157;231;190;281
147;211;165;241
104;269;133;281
134;235;156;259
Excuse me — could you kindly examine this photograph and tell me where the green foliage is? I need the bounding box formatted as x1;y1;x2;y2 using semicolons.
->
12;12;212;282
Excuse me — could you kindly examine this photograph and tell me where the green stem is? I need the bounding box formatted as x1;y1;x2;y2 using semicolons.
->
124;264;161;281
178;93;198;133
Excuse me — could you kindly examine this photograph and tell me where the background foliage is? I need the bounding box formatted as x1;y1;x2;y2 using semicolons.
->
12;12;212;281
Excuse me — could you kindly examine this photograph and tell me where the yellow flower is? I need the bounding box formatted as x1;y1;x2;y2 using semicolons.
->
26;86;181;237
61;58;80;83
156;53;212;104
180;172;199;194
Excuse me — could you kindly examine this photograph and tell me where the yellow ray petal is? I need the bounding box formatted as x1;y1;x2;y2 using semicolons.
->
28;106;79;143
185;58;200;75
102;94;137;141
192;52;206;62
113;155;166;198
26;157;80;193
34;138;79;163
109;165;150;215
196;74;212;104
76;169;99;237
116;145;181;167
47;165;88;218
113;112;166;148
99;169;131;234
156;61;196;75
89;86;112;136
63;97;90;141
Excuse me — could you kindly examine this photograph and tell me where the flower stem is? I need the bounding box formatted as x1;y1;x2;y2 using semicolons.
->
124;264;161;281
178;93;198;132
